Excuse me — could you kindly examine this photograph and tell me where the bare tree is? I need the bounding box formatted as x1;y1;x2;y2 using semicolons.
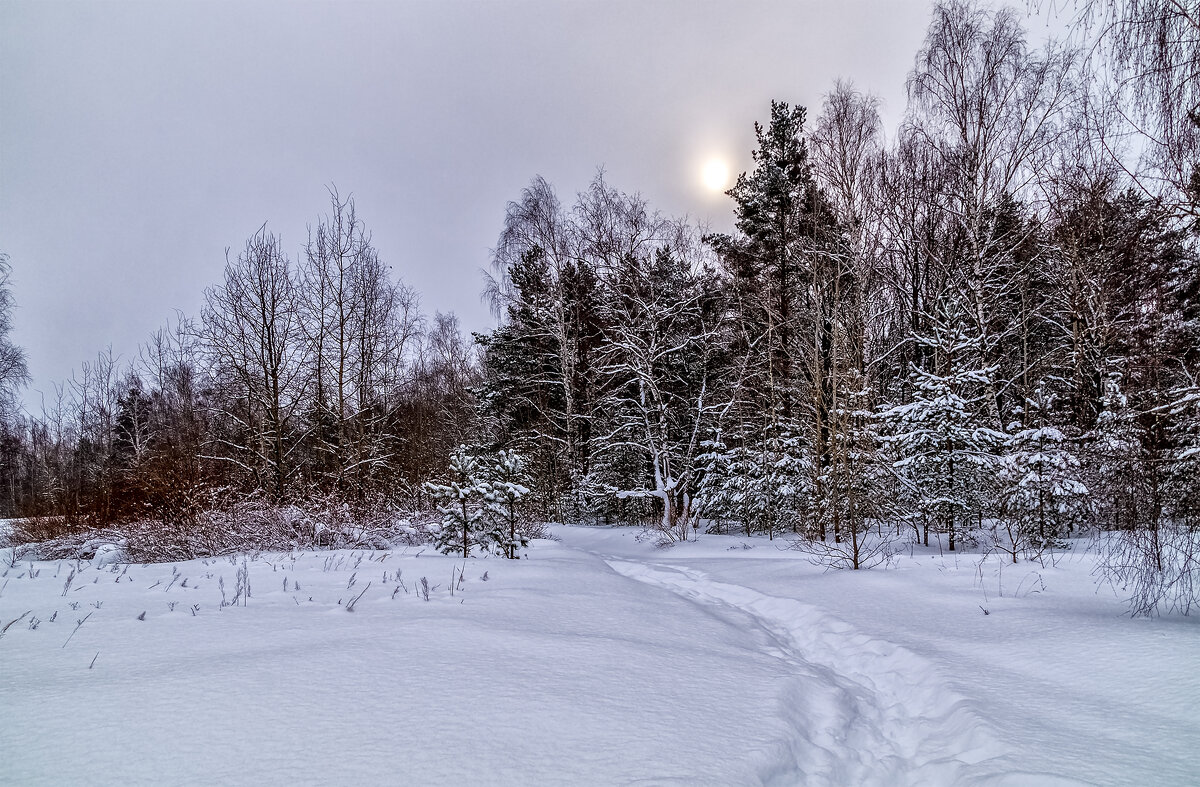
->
0;255;29;422
70;348;121;522
486;174;616;518
115;316;212;526
1069;0;1200;218
597;239;729;542
201;227;308;500
0;254;30;516
810;81;888;544
298;188;421;494
907;0;1077;423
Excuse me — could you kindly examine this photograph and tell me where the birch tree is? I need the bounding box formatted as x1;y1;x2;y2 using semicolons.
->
597;244;731;542
201;228;308;500
299;189;421;495
908;0;1077;423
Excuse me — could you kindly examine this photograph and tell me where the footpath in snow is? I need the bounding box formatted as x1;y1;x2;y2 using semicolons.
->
1;526;1196;785
563;526;1200;786
603;558;1020;784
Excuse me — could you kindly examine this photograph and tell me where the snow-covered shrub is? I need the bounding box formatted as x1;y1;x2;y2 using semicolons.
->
1099;525;1200;616
11;528;127;562
53;489;427;563
792;529;900;570
5;516;81;549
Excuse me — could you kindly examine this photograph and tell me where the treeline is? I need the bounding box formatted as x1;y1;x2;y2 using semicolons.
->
478;1;1199;573
0;1;1197;610
0;191;479;549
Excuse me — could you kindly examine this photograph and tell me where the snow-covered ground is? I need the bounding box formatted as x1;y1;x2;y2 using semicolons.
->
1;527;1196;785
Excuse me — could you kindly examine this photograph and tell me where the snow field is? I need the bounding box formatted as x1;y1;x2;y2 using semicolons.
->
1;541;803;785
2;528;1198;785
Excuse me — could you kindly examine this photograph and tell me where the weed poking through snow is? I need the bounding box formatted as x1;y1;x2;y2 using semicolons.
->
346;582;370;612
62;612;92;649
0;611;30;640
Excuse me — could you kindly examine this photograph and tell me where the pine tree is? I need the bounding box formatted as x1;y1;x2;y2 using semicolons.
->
482;449;532;559
424;446;487;558
706;99;846;522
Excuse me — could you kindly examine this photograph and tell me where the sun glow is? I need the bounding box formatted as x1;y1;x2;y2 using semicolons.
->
701;157;730;192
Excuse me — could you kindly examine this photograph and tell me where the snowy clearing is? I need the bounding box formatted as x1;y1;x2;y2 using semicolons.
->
1;528;1196;785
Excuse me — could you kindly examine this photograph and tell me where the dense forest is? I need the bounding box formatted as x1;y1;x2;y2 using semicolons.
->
1;0;1197;613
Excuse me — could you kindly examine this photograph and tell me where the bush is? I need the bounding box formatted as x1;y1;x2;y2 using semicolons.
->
4;496;437;563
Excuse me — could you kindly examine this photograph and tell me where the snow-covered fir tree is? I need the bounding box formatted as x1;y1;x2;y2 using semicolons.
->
425;446;488;558
815;373;893;567
1166;378;1200;528
998;384;1090;555
1085;373;1148;531
696;415;812;540
879;318;1003;550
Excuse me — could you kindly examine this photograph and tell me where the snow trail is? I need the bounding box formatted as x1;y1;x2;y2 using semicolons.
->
603;558;1082;786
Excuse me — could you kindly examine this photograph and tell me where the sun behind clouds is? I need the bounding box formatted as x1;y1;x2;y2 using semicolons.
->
701;157;731;193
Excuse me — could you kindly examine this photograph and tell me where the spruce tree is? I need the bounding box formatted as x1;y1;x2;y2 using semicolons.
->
696;416;811;540
477;246;568;519
1166;380;1200;528
880;317;1003;550
821;373;891;563
1085;373;1148;531
999;384;1091;553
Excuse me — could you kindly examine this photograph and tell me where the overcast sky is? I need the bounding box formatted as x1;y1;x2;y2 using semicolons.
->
2;0;1059;409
